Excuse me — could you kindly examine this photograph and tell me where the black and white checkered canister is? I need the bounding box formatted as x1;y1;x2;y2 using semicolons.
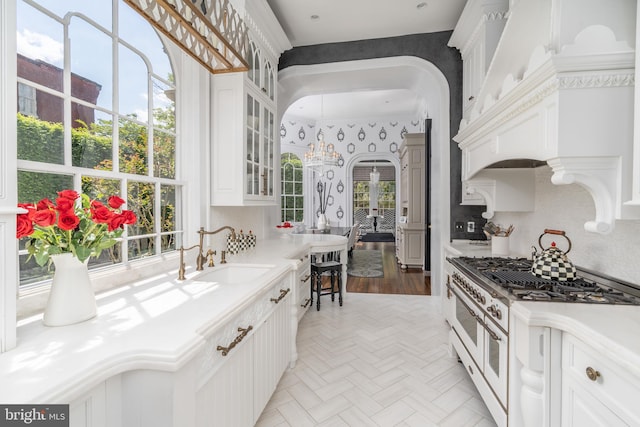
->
531;246;577;281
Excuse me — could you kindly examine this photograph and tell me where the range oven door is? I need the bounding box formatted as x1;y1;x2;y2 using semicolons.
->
483;313;508;406
451;287;484;369
451;287;508;407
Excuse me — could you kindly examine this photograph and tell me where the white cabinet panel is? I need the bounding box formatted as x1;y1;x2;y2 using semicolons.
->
197;335;254;427
562;333;640;427
211;75;276;206
253;293;291;420
70;382;107;427
397;134;425;269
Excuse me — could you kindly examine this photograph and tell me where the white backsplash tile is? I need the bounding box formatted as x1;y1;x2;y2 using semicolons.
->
492;166;640;285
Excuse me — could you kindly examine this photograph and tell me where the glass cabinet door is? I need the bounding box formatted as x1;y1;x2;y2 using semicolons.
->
246;94;260;196
261;106;274;196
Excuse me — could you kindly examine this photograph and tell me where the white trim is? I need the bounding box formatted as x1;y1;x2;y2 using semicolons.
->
0;0;18;353
344;152;401;229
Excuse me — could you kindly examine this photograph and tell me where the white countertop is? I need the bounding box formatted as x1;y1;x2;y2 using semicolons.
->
445;240;492;257
511;301;640;377
0;234;347;404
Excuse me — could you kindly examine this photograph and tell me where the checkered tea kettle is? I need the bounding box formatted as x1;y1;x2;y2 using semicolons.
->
531;229;577;281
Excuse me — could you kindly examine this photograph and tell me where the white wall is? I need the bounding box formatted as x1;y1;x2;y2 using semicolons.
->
492;166;640;284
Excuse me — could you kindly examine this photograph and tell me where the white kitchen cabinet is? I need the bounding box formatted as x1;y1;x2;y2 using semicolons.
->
397;134;425;269
197;334;254;427
253;287;292;418
396;225;424;269
293;252;312;321
448;0;508;119
561;333;640;427
211;39;277;206
69;382;107;427
195;277;292;427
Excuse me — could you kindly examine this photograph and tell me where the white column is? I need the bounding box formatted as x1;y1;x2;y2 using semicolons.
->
0;0;18;353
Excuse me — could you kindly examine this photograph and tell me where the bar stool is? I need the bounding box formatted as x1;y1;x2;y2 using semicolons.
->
310;251;343;311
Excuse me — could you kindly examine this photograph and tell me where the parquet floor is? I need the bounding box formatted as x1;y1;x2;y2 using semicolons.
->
254;293;497;427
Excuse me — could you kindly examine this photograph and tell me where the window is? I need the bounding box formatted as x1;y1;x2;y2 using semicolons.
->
281;153;303;222
16;0;180;287
353;178;396;231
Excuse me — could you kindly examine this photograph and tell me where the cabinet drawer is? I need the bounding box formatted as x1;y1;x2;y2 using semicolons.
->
562;334;640;425
296;263;312;318
195;277;291;387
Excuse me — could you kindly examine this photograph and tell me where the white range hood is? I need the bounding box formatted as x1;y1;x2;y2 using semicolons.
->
451;0;639;234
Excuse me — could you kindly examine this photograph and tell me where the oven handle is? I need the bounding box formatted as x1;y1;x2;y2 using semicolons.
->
477;316;501;342
456;290;502;342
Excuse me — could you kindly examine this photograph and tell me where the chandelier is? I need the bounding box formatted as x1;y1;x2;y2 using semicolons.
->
303;96;341;176
370;166;380;185
304;133;339;176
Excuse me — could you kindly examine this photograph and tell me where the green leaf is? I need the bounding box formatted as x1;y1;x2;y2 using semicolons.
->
75;246;92;262
34;251;50;267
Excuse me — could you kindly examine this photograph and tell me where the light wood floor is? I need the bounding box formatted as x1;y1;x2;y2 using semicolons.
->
346;241;431;296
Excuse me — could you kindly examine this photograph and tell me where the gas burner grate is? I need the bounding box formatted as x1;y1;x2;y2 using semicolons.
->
457;256;533;272
486;271;640;304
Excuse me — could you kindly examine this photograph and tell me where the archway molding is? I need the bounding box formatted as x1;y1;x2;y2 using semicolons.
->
278;55;450;294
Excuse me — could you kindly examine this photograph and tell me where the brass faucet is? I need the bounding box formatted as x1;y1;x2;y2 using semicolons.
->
197;226;236;269
178;244;201;280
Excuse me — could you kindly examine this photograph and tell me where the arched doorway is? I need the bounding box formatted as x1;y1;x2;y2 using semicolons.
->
278;56;450;295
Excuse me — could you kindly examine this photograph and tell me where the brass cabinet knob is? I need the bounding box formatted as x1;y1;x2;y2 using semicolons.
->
586;366;601;382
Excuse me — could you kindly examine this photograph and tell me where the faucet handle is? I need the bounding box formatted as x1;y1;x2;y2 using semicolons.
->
207;249;216;267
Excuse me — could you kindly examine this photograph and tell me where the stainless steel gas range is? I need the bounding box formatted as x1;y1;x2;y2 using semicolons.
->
445;256;640;427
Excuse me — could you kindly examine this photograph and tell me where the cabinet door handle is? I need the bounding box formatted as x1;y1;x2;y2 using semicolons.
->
217;326;253;356
270;288;291;304
301;274;311;283
586;366;601;381
301;298;312;308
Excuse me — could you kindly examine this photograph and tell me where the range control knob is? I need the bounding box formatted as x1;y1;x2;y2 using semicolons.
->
487;304;502;320
479;295;486;305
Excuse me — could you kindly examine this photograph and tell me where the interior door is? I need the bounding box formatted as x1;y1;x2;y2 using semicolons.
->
424;119;432;271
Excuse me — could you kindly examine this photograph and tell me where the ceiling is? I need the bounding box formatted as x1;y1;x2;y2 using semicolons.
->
266;0;467;121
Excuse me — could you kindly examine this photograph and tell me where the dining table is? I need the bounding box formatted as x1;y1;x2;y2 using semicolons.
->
295;226;351;236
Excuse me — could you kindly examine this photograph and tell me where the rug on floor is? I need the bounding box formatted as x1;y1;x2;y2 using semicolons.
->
359;232;395;242
347;250;384;277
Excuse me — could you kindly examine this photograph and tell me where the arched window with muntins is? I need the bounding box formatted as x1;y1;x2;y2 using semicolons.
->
16;0;180;288
281;153;304;222
248;41;261;88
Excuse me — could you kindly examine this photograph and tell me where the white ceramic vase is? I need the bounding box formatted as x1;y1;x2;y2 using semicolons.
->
43;253;97;327
317;213;328;230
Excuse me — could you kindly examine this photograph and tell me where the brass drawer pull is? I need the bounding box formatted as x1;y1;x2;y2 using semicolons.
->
217;326;253;356
586;366;601;381
270;288;291;304
301;298;312;308
301;274;311;283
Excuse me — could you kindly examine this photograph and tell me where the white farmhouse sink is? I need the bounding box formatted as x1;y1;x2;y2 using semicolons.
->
194;264;273;284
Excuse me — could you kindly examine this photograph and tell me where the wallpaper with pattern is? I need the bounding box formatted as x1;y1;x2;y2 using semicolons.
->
280;114;423;229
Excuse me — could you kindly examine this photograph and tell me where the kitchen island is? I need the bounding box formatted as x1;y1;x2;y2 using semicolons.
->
0;233;347;427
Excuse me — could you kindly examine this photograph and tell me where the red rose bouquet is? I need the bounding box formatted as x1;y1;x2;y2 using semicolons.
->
17;189;137;265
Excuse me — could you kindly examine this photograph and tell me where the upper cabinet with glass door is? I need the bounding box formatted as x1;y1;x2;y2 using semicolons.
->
211;39;277;206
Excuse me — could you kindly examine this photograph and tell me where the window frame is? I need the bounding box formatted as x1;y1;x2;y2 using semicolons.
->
280;152;304;223
15;0;183;292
